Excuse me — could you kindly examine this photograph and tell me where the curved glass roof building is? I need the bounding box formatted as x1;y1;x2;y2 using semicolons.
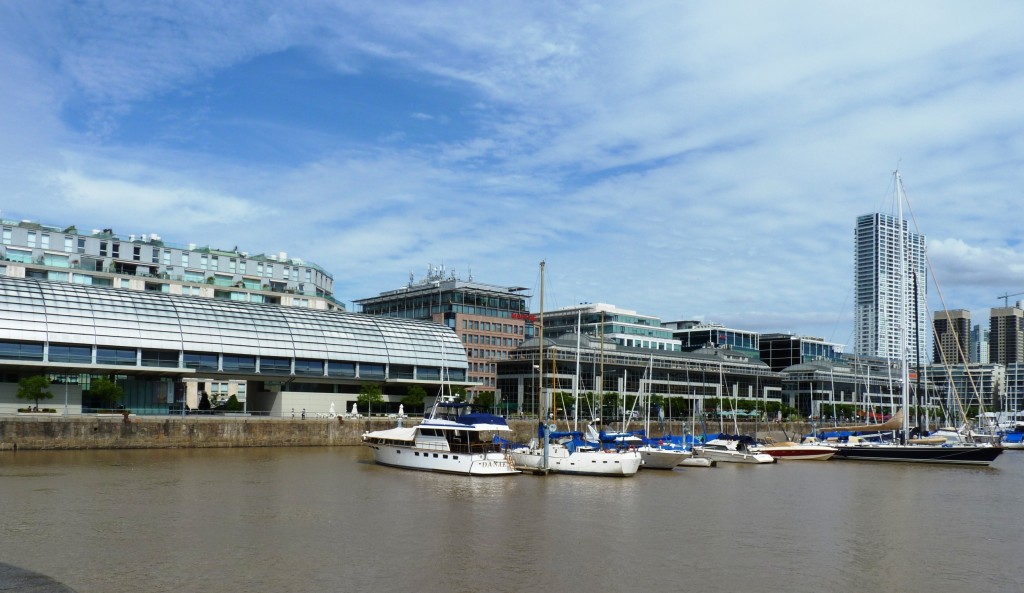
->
0;277;466;414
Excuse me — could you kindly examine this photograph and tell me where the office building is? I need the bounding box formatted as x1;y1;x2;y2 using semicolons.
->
542;303;679;351
354;265;531;399
933;309;971;365
758;333;844;373
990;305;1024;366
854;213;927;366
0;276;466;416
665;321;759;359
496;332;779;419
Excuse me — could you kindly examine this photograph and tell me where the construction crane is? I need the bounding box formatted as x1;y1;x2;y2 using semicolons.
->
997;291;1024;307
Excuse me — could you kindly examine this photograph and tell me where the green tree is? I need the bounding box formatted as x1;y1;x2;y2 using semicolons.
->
357;383;384;416
90;377;123;410
401;385;427;412
17;375;53;410
224;394;244;412
474;390;496;411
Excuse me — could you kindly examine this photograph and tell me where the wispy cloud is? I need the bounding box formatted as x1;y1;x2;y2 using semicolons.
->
2;1;1024;348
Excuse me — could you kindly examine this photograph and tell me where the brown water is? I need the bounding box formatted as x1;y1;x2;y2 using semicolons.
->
2;447;1022;593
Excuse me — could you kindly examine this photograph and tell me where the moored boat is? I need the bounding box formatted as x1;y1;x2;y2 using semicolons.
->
757;439;837;461
362;395;519;476
510;430;643;477
693;436;776;464
831;436;1003;465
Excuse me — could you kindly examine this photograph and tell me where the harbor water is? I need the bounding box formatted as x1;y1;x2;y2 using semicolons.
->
2;447;1022;593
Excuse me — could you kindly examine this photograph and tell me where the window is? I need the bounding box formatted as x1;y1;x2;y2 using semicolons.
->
328;361;356;377
222;355;256;372
182;252;190;268
391;365;414;379
183;352;219;371
48;344;92;364
133;245;141;261
417;367;440;381
64;237;73;252
141;350;179;368
77;238;85;254
359;363;385;379
27;231;37;247
0;341;44;361
260;357;291;374
162;250;171;265
1;228;10;245
96;347;136;366
5;248;32;263
99;241;108;257
294;359;324;376
112;242;119;258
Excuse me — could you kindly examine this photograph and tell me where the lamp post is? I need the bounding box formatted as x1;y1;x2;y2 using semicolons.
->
64;374;69;417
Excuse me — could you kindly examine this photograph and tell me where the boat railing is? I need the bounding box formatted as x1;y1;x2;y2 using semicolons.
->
449;441;504;455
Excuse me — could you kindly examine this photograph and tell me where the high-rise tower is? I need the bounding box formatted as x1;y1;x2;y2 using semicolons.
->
989;304;1024;365
854;213;927;366
933;309;971;364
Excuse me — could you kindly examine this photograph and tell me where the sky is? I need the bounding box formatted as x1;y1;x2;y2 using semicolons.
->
2;1;1024;352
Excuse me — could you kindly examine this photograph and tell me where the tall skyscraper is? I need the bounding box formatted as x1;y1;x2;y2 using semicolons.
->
970;323;990;364
932;309;971;364
854;213;927;366
989;305;1024;365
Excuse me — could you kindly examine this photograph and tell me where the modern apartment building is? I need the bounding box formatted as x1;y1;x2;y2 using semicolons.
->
0;218;342;310
854;213;927;366
354;265;531;399
989;305;1024;365
933;309;971;365
542;303;680;351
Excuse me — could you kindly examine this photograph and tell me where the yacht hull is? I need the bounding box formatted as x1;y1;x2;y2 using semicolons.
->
832;444;1003;466
637;447;691;469
510;448;642;476
366;444;518;475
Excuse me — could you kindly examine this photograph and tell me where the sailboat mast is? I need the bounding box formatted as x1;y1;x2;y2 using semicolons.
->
896;170;910;444
539;260;545;420
574;311;581;432
539;260;549;470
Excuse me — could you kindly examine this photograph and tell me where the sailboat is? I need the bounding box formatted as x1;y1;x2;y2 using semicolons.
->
831;170;1002;466
509;261;642;477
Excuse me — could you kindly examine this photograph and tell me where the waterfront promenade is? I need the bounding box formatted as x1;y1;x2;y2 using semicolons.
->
0;415;813;450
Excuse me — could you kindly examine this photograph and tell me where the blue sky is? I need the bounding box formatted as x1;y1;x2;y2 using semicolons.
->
3;1;1024;351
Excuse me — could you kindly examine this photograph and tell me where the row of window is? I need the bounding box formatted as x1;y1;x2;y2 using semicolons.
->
461;333;523;348
459;319;525;334
0;340;464;380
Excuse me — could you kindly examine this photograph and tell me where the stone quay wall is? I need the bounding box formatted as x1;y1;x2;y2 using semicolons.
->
0;416;815;451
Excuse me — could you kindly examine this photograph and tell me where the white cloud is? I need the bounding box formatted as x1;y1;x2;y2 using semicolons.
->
3;1;1024;349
